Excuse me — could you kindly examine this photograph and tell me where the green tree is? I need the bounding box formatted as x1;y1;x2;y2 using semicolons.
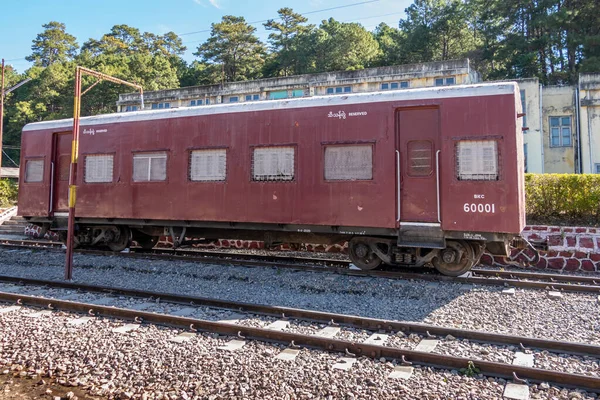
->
194;16;267;82
373;23;406;66
26;21;78;67
264;8;314;76
304;18;380;73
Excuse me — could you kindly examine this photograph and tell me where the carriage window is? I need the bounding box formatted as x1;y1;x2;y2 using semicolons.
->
324;145;373;181
189;149;227;181
25;159;44;183
133;152;167;182
252;146;294;181
407;141;432;177
456;140;499;181
85;154;114;183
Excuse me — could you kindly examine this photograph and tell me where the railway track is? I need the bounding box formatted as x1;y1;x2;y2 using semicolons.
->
0;278;599;394
1;238;600;293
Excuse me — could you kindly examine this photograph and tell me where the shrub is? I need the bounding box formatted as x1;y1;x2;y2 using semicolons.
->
0;179;18;207
525;173;600;225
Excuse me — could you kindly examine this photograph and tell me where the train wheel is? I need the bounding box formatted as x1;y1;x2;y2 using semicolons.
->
108;226;131;252
432;240;475;277
348;239;382;270
135;234;159;250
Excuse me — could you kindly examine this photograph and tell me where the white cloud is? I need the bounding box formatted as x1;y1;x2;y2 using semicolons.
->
193;0;222;8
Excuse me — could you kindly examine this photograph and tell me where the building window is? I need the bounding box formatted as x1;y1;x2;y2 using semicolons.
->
229;96;239;103
435;77;455;86
520;90;527;128
25;159;44;183
133;152;167;182
252;146;295;181
327;86;352;95
190;99;203;106
189;149;227;182
125;105;138;112
269;90;288;100
550;116;571;147
456;140;499;181
206;98;210;105
595;163;600;174
84;154;113;183
524;143;528;173
407;141;433;177
292;89;304;97
382;82;410;91
152;103;170;110
324;145;373;181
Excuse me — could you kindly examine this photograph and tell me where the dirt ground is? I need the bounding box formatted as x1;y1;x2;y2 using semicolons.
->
0;374;102;400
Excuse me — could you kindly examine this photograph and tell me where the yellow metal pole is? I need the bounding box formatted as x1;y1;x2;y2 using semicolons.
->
64;66;144;280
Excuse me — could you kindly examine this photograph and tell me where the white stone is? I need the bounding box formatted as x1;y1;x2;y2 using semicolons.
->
26;310;53;318
218;339;246;351
389;366;413;380
414;339;439;352
87;297;115;306
0;306;21;314
458;271;473;278
168;332;196;343
362;333;389;346
275;348;300;361
129;302;154;311
512;352;534;368
171;307;197;317
67;316;93;326
502;288;516;295
503;383;530;400
547;291;563;299
314;326;341;338
112;324;140;334
332;357;356;371
265;320;289;331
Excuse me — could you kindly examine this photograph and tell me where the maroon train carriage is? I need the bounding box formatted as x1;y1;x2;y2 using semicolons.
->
18;82;534;276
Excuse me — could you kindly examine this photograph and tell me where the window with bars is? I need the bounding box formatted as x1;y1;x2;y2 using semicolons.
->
407;141;433;177
381;81;409;90
189;149;227;182
520;90;527;128
133;152;167;182
324;145;373;181
456;140;499;181
25;159;44;183
595;163;600;174
84;154;114;183
435;77;455;86
550;116;572;147
252;146;295;181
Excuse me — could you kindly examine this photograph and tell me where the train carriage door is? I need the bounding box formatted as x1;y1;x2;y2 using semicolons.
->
51;132;72;213
396;107;441;225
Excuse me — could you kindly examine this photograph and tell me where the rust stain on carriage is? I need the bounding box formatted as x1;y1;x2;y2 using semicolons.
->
18;87;525;236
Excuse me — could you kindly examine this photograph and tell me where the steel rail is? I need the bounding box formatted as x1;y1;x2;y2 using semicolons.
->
1;291;599;393
1;239;600;292
1;275;599;357
472;268;600;285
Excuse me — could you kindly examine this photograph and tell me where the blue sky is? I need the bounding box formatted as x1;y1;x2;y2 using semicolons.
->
0;0;411;73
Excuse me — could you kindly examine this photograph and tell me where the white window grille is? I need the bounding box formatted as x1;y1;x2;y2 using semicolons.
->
324;145;373;181
189;149;227;181
133;152;167;182
457;140;499;181
252;146;294;181
25;159;44;183
84;154;114;183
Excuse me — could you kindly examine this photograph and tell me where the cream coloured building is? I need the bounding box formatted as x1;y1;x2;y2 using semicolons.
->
117;60;600;174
